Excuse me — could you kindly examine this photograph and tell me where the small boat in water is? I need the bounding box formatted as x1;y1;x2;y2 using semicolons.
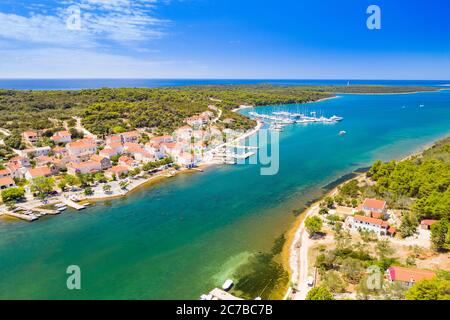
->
222;279;234;291
339;130;347;136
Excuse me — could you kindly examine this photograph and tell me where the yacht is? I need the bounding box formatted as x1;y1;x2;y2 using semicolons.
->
329;115;344;122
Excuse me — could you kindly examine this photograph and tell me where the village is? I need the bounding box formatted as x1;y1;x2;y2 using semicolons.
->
288;171;449;300
0;107;256;221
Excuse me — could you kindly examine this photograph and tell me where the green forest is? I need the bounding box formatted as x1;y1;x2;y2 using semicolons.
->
367;137;450;251
0;85;437;136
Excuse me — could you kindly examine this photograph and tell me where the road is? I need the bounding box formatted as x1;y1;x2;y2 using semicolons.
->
73;117;97;139
289;204;320;300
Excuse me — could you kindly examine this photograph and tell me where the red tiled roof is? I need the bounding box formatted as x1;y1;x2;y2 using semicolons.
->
161;142;177;149
0;169;10;176
67;138;96;149
121;131;140;137
53;146;67;153
6;163;20;172
363;198;386;210
55;130;70;136
108;142;123;149
388;266;435;283
371;212;383;219
100;148;115;154
10;156;27;161
118;156;134;164
27;166;52;178
108;165;129;173
0;176;15;187
150;136;172;144
354;215;389;227
421;220;438;226
68;161;101;170
90;155;107;162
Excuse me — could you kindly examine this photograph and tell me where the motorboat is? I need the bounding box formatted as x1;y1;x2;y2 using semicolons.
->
222;279;234;291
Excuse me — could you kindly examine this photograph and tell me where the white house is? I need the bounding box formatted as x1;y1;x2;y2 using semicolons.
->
51;130;72;144
19;146;51;158
186;115;207;128
66;138;97;158
67;160;102;175
22;131;38;144
346;215;394;236
90;155;112;170
108;131;140;144
144;142;165;160
174;126;193;142
99;147;119;159
175;152;195;168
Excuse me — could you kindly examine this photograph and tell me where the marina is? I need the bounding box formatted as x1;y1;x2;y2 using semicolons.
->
249;110;344;131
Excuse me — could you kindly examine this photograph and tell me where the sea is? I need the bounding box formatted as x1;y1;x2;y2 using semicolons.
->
0;79;449;299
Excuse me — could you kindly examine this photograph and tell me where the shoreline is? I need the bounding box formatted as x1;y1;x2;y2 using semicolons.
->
231;95;340;112
0;117;264;221
281;134;450;300
336;88;445;95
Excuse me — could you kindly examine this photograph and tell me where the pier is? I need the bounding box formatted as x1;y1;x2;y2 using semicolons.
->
16;206;59;215
205;288;243;301
62;199;86;210
4;211;38;221
225;143;259;150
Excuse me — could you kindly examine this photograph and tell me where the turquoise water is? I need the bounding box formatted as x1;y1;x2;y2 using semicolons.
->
1;90;450;299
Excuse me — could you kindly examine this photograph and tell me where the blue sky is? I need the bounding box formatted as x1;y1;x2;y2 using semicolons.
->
0;0;449;79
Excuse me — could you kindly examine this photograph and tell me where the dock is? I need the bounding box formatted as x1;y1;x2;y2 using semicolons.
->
62;199;85;210
16;206;59;215
31;208;60;215
208;288;243;301
4;211;38;221
234;152;255;159
225;144;259;150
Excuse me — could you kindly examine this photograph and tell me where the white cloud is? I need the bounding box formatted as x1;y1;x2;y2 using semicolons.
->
0;0;169;47
0;12;94;47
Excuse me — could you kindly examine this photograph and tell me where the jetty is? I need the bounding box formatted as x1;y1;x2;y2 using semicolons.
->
62;199;85;210
16;206;59;215
4;211;38;221
225;143;259;150
201;288;243;301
